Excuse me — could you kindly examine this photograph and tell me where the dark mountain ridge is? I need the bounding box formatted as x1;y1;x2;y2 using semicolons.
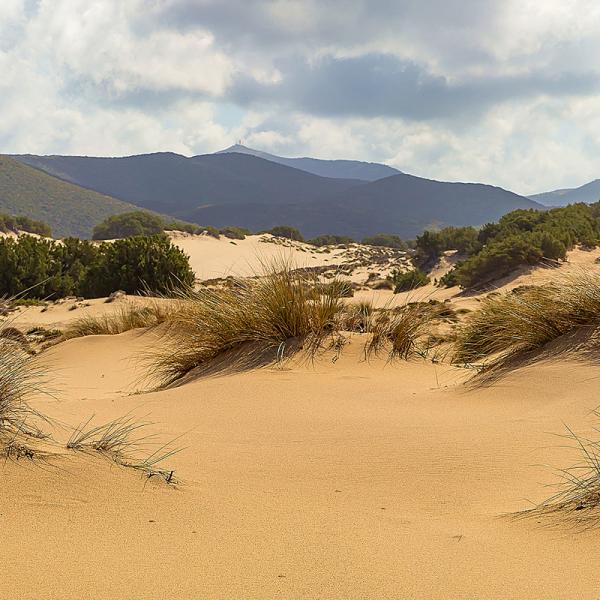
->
12;151;542;239
215;143;400;181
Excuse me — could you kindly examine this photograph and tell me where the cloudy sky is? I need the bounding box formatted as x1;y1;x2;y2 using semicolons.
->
2;0;600;194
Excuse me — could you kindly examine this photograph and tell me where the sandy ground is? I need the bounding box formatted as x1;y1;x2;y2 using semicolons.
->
170;232;410;283
3;332;600;599
4;243;600;598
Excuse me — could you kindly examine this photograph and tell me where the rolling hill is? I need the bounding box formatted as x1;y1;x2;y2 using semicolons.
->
189;171;543;239
12;151;542;239
529;180;600;206
13;152;359;220
215;143;401;180
0;156;137;238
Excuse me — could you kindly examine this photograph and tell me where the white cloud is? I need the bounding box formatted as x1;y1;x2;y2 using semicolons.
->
2;0;600;194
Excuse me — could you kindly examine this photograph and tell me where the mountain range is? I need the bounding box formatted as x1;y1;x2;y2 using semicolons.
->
8;147;543;239
215;143;401;181
529;180;600;207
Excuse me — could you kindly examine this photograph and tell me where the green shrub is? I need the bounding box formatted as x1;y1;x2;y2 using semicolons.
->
93;211;224;240
0;213;51;237
267;225;305;242
362;233;407;249
85;235;195;296
390;269;430;293
0;234;194;299
415;226;480;265
309;235;355;247
92;211;165;240
440;203;600;289
219;226;251;240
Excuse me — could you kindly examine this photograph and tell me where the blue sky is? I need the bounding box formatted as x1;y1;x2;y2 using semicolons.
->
2;0;600;194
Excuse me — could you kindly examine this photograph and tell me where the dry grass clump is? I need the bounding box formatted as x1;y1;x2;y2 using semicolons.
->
342;301;375;333
151;259;346;384
454;270;600;365
65;300;176;339
365;302;439;360
523;413;600;526
0;336;48;458
67;415;180;483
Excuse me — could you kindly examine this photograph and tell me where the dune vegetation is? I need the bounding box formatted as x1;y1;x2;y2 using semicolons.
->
431;203;600;289
0;234;194;299
0;322;48;459
65;300;177;339
454;270;600;365
150;260;348;384
524;411;600;524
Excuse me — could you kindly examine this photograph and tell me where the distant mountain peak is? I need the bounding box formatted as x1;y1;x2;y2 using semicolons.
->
214;144;401;182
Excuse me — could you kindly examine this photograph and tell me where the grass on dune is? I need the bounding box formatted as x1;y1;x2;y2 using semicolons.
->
150;259;347;384
365;302;441;361
454;270;600;365
523;413;600;525
65;300;176;339
0;330;48;458
67;414;180;483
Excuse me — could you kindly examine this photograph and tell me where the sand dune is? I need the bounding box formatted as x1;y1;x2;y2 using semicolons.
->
4;244;600;599
1;327;599;599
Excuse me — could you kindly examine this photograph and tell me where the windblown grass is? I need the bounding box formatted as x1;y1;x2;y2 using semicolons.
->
151;259;346;384
65;300;176;339
454;270;600;365
365;302;439;361
0;334;48;458
67;414;180;483
343;300;375;333
523;413;600;526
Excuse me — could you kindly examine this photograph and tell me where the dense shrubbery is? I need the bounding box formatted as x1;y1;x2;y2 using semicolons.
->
267;225;305;241
92;211;164;239
390;268;430;293
362;233;407;249
415;227;480;267
219;226;251;240
0;213;52;237
0;234;194;299
308;235;356;246
92;210;249;241
431;203;600;289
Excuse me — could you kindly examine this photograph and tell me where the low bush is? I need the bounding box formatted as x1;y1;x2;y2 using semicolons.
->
390;268;430;293
440;203;600;289
0;234;194;299
362;233;407;250
0;213;51;237
85;235;195;297
266;225;305;242
219;226;251;240
92;211;164;240
309;235;355;247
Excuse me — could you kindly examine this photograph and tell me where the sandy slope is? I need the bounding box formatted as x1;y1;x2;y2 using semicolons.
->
4;244;600;598
2;329;600;599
